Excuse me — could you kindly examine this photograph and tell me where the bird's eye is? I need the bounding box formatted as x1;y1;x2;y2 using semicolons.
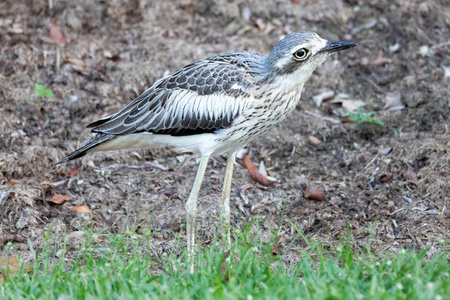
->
293;48;309;60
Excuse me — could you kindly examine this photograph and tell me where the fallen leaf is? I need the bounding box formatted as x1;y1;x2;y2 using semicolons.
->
69;205;90;213
66;57;88;70
384;92;405;111
335;220;358;229
403;170;418;185
377;173;393;184
349;221;360;229
308;135;321;145
0;257;32;284
372;57;393;67
330;98;366;112
6;179;21;185
257;161;277;182
341;100;366;112
0;235;25;246
103;50;121;61
304;184;324;201
48;194;70;205
67;166;79;177
241;154;276;187
312;90;334;107
50;20;67;44
272;235;281;256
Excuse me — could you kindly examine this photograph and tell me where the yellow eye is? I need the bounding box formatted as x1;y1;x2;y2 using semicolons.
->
293;48;309;60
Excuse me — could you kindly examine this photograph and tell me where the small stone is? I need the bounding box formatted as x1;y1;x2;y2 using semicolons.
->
389;43;400;53
308;135;321;145
381;147;392;155
55;249;63;258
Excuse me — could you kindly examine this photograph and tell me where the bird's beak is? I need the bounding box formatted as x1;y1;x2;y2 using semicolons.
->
318;40;357;54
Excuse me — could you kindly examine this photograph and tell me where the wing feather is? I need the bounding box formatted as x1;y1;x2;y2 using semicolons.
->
90;52;264;136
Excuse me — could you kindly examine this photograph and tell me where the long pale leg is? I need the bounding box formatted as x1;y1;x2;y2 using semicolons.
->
186;154;210;273
220;151;236;248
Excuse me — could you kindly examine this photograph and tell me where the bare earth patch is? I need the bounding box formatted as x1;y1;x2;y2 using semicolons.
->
1;0;449;266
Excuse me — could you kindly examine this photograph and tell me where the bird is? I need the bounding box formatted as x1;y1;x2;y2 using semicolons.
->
57;31;356;272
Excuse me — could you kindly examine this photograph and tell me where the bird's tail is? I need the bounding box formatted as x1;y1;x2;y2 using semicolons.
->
56;133;116;164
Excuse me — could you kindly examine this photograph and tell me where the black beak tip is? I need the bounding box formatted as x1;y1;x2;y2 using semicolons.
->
344;41;358;49
320;40;358;54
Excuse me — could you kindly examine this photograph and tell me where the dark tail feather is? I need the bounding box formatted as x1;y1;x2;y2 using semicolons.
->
56;133;115;164
86;116;113;129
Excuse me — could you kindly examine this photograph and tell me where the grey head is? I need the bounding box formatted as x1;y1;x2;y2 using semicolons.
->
263;31;356;79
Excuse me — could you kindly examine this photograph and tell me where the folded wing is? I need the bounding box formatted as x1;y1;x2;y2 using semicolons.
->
89;53;261;136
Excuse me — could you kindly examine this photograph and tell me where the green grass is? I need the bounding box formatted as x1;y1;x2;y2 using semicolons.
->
34;83;54;99
0;224;448;300
347;107;384;126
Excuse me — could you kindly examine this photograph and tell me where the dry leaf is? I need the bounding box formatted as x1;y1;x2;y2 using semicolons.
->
48;194;70;205
308;135;321;145
0;257;32;284
349;221;360;229
69;205;90;213
67;166;79;177
330;98;366;112
384;92;405;111
272;235;281;255
377;173;393;184
103;50;121;61
257;161;277;183
66;57;88;70
6;179;21;185
372;57;393;67
304;184;324;201
341;100;366;111
312;90;334;107
403;170;418;185
50;20;67;44
241;154;276;187
47;194;70;204
0;235;25;245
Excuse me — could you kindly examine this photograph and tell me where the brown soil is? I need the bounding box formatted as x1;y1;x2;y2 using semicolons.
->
1;0;449;264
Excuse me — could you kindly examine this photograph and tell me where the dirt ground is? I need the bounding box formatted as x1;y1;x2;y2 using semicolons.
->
1;0;449;265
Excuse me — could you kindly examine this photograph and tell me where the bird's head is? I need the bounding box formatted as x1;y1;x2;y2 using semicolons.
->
264;31;356;82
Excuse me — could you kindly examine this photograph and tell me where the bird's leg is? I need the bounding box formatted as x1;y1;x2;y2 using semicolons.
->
220;151;236;248
186;154;210;273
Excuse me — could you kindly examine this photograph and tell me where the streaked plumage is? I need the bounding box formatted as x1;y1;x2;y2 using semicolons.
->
58;31;356;272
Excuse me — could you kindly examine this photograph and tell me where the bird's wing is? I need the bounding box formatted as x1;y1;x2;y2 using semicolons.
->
89;53;261;136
